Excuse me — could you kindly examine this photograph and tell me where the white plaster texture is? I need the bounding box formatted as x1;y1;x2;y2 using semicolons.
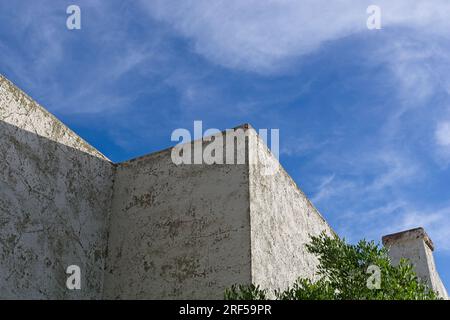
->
247;129;334;292
0;75;114;299
383;228;448;299
1;75;447;300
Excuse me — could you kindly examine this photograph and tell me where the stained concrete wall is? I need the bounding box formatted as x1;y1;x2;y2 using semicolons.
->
382;228;448;299
247;129;334;292
103;127;334;299
103;137;252;299
0;76;114;299
3;75;446;300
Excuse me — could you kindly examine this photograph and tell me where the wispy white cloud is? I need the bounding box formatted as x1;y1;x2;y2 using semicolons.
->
309;147;438;244
313;148;420;199
311;174;336;204
141;0;450;177
435;120;450;165
2;1;450;255
395;206;450;251
281;135;329;157
0;1;168;115
141;0;450;73
436;121;450;147
351;202;450;251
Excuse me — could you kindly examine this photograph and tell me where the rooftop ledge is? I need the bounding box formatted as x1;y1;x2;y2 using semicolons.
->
382;227;434;252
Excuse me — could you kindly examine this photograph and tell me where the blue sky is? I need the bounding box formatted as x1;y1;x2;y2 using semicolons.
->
1;1;450;288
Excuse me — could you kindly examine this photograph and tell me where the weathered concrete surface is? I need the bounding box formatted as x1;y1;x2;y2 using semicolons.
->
383;228;448;299
0;76;114;299
247;129;334;292
103;127;334;299
103;134;252;299
1;75;447;300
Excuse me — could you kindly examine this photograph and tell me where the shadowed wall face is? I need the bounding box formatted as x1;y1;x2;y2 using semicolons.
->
0;77;114;299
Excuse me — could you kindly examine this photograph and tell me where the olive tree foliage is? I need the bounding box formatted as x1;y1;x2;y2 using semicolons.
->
225;233;439;300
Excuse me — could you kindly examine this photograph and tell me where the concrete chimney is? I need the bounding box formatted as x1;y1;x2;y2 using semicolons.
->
382;227;448;299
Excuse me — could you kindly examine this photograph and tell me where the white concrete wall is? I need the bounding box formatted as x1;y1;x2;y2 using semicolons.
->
103;127;336;299
5;75;447;300
0;76;114;299
247;129;334;292
0;87;338;299
103;143;252;299
383;228;448;299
